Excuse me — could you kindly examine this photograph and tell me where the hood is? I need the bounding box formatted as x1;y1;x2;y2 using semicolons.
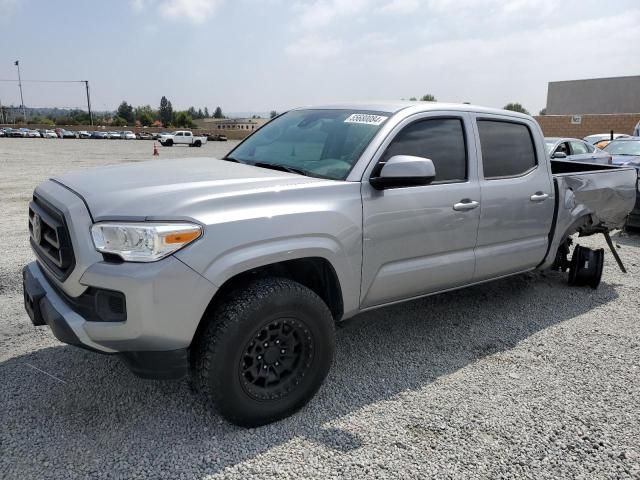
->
53;157;328;220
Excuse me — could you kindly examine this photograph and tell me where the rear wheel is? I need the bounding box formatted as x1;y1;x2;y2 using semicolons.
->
194;140;202;147
192;277;335;427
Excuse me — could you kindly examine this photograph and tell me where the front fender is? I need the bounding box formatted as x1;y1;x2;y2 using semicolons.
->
179;236;361;318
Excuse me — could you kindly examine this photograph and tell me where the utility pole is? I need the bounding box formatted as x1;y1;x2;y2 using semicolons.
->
84;80;93;126
14;60;26;122
0;98;4;124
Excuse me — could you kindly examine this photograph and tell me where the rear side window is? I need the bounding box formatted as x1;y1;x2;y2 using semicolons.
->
570;140;589;154
477;120;537;179
382;118;467;183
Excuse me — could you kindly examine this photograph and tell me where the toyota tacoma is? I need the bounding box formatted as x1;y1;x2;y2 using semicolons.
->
23;103;637;426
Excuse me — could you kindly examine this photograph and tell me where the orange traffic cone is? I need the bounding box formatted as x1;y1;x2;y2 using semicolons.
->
153;143;159;156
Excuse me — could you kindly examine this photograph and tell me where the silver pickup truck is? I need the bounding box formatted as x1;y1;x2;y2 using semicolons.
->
22;103;637;426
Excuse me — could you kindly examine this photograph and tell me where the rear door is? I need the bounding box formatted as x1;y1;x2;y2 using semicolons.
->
472;115;554;281
360;112;481;307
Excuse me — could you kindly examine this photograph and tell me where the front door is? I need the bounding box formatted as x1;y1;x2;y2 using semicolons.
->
361;113;481;308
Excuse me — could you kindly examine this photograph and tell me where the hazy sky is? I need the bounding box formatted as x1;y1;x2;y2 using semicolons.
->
0;0;638;115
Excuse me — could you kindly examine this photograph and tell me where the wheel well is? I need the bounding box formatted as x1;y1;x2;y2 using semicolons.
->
191;257;344;347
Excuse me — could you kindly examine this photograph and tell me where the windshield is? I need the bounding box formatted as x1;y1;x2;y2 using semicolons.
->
603;140;640;156
226;109;389;180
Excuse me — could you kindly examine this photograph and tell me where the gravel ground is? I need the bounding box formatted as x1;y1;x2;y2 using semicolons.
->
1;138;639;479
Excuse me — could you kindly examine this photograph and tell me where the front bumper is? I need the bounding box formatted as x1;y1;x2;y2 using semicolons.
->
23;259;216;379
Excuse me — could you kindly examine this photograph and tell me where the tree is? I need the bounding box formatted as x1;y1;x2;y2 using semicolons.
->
173;111;195;128
270;110;278;119
420;94;437;102
409;97;417;101
159;96;173;127
213;106;224;118
187;106;197;118
539;108;547;116
111;116;127;127
134;105;155;126
197;108;204;119
204;107;210;118
117;101;134;124
503;102;530;115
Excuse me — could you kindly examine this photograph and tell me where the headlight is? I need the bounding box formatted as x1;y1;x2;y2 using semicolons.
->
91;222;202;262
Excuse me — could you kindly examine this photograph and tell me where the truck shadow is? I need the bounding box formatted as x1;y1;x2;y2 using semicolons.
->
0;271;620;477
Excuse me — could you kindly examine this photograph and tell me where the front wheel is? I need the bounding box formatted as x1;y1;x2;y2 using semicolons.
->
192;277;335;427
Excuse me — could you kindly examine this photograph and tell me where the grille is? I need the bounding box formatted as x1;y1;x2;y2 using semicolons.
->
28;195;75;280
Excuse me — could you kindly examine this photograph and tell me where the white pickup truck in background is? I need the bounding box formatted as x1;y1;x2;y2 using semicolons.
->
158;130;207;147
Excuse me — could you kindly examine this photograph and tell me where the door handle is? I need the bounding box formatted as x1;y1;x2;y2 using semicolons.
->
530;192;549;202
453;200;480;211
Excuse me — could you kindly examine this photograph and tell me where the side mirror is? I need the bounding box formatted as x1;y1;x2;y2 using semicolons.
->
370;155;436;190
552;151;567;159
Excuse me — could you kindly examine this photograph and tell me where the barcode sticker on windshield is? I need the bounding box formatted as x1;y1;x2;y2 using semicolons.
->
344;114;388;125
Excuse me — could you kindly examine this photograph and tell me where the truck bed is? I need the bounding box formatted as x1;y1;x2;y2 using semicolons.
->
540;160;638;269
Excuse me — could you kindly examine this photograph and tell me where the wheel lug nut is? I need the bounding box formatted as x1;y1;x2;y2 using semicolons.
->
280;349;285;354
263;365;268;369
257;355;262;360
264;342;268;347
275;340;280;344
275;362;279;366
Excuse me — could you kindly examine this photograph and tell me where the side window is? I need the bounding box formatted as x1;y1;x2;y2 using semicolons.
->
380;118;467;183
570;140;589;154
555;142;569;155
584;143;595;153
477;120;537;179
176;132;183;137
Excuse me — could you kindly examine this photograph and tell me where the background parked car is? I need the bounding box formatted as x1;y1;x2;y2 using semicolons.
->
137;132;154;140
602;137;640;166
602;137;640;230
545;137;611;164
42;129;58;138
77;130;91;139
26;129;41;138
584;133;630;149
207;133;228;141
154;131;172;140
121;131;136;140
11;128;28;137
107;131;122;139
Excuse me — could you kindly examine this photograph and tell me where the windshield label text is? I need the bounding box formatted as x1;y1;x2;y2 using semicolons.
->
344;114;388;125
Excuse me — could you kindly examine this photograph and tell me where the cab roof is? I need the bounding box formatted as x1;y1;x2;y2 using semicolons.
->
294;101;532;119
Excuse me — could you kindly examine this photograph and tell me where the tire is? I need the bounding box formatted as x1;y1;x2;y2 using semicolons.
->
165;139;173;146
193;277;335;427
194;140;202;147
